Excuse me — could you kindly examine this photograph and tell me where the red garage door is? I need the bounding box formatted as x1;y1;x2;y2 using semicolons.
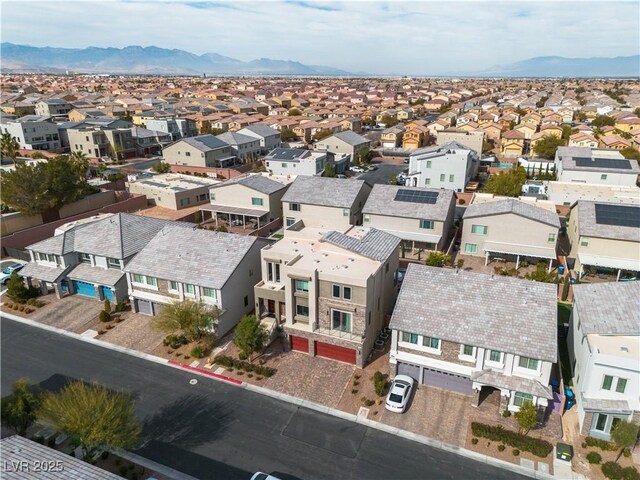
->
316;342;356;364
290;335;309;353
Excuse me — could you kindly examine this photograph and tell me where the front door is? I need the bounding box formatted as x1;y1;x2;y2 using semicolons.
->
267;300;275;315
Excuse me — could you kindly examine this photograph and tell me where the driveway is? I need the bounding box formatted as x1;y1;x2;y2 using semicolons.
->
99;312;165;354
357;163;406;185
379;385;473;446
26;295;104;333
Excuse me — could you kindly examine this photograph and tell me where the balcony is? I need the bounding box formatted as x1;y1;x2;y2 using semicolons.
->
254;281;285;303
314;325;364;344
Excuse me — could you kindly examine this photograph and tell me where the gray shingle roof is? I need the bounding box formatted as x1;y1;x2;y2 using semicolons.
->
572;282;640;335
320;228;401;262
124;226;264;289
389;264;557;362
215;131;258;146
1;435;122;480
211;174;287;195
576;201;639;242
181;135;229;152
66;263;124;286
362;184;454;221
18;262;68;283
471;370;553;399
281;176;370;208
331;130;370;146
463;198;560;228
239;124;280;137
582;396;633;413
27;227;80;255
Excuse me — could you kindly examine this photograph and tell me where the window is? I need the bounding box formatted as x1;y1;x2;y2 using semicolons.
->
47;254;57;263
202;287;216;298
422;336;440;349
601;174;607;180
449;175;455;182
332;284;340;298
169;281;178;291
282;163;287;168
286;217;295;227
79;253;92;264
462;344;474;356
440;174;445;182
426;160;432;168
363;214;370;223
251;197;263;206
602;375;614;391
244;295;249;307
289;203;300;211
132;274;144;283
343;286;352;300
513;391;533;408
616;378;627;394
332;310;352;332
144;276;156;286
210;193;215;201
107;257;120;269
419;219;433;229
518;356;539;370
296;304;309;316
425;178;431;185
548;233;556;243
471;225;488;235
580;238;589;247
185;151;191;157
343;208;349;217
184;283;195;295
488;350;503;364
402;332;418;344
294;279;309;292
464;243;478;254
595;413;608;432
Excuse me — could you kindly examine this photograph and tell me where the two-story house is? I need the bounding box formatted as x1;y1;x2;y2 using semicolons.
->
406;141;478;192
390;264;557;412
254;226;400;367
281;176;372;230
362;184;455;253
162;135;235;168
314;131;371;160
555;146;640;187
461;195;560;270
569;282;640;440
0;115;61;151
124;226;269;336
215;131;261;163
264;148;327;177
567;201;640;280
237;124;281;154
18;213;175;301
146;118;197;142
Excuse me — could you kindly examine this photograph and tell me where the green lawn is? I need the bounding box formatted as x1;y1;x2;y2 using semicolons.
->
557;302;573;386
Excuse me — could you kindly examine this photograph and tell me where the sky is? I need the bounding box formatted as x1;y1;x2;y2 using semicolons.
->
1;0;639;75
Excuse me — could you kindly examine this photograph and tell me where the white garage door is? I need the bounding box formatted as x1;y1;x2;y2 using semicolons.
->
397;362;420;381
422;368;473;395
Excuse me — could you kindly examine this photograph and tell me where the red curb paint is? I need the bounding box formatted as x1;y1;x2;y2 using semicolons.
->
168;360;243;385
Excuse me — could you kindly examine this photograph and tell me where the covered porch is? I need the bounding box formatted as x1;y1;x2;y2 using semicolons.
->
482;241;557;272
576;253;640;282
581;397;634;440
201;205;270;232
254;280;286;324
65;263;126;302
471;369;554;413
18;262;69;299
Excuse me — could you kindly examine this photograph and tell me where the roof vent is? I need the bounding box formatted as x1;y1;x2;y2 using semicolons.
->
621;346;629;353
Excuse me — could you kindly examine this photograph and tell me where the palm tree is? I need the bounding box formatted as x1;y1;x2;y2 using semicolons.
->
0;131;20;163
69;150;89;179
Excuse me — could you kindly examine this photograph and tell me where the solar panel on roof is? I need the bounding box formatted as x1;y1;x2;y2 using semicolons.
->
574;157;632;170
594;204;640;228
394;189;438;204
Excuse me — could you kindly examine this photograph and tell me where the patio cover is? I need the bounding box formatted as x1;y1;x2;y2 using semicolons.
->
471;369;554;400
201;204;268;218
483;240;557;260
578;253;640;272
582;396;632;414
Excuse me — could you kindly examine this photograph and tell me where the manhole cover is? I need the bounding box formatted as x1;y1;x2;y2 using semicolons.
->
189;379;198;385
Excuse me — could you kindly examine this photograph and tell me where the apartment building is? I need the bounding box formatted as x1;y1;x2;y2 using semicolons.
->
0;115;61;151
406;141;478;192
254;226;400;367
555;147;640;187
390;264;556;412
569;282;640;440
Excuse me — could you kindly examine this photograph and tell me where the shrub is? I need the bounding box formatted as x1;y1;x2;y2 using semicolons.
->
470;422;553;458
351;389;358;394
238;351;249;361
191;346;205;359
18;305;25;312
622;467;640;480
458;199;466;205
106;324;114;330
4;301;13;309
373;371;389;397
163;335;188;350
353;380;360;386
115;300;128;312
602;462;623;480
471;438;479;445
213;355;276;377
502;409;511;418
498;444;506;452
97;329;105;335
363;399;375;407
26;298;45;308
104;299;111;313
586;451;602;464
586;436;618;451
623;448;632;458
512;449;520;456
99;310;111;323
236;371;244;376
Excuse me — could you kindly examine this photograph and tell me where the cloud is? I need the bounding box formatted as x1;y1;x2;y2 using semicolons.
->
1;0;638;75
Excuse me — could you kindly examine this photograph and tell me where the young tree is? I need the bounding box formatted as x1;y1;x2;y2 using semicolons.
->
280;129;298;142
323;162;336;177
484;167;527;197
514;401;538;435
6;272;30;303
312;129;332;141
525;262;557;283
425;251;451;267
288;108;302;116
1;131;20;161
233;314;268;361
356;146;373;164
151;161;171;174
1;378;40;435
532;135;564;159
388;175;398;185
151;300;220;341
610;420;639;463
38;381;141;460
591;115;615;128
621;147;640;163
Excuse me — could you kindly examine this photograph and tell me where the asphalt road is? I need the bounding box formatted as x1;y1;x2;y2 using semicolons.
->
1;319;528;480
357;163;406;185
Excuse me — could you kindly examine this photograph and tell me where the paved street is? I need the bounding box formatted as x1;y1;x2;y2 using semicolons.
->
357;163;406;185
1;319;528;480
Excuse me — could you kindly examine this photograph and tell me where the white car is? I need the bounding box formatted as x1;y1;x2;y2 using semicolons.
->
250;473;282;480
385;375;415;413
351;166;365;173
0;263;24;285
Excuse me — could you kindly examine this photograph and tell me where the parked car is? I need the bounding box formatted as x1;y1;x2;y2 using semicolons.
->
403;158;410;164
0;263;24;285
385;375;415;413
351;166;365;173
367;165;378;171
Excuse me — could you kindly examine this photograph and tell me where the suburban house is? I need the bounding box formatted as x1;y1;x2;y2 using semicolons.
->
18;213;175;302
568;282;640;440
436;129;485;155
500;130;525;158
124;225;269;336
406;141;478;192
35;99;72;117
201;174;289;231
461;194;560;270
389;264;557;412
126;173;220;210
254;225;400;367
162;135;235;168
281;176;372;229
237;124;281;154
67;125;136;160
567;201;640;280
555;146;640;187
215;131;261;162
362;184;455;252
264;148;327;176
0;115;61;151
380;126;405;148
146;118;197;141
314;130;371;160
130;126;172;156
546;182;640;207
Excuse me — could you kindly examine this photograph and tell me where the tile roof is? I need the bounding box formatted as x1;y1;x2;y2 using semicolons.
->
330;130;371;146
18;262;68;283
471;370;553;399
463;198;560;228
389;264;557;362
581;396;633;414
124;225;265;289
320;227;401;262
66;263;124;286
239;124;280;137
212;174;287;195
215;131;258;146
281;176;370;208
181;135;229;152
572;282;640;336
576;201;640;242
362;184;454;221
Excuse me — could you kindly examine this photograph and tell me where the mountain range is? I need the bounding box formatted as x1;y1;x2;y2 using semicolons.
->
1;43;638;77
